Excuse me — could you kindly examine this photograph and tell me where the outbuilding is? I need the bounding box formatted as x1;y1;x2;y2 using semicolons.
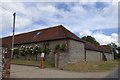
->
1;25;114;68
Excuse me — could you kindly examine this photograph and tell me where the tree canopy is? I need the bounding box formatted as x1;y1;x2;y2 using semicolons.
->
81;35;100;45
107;42;120;59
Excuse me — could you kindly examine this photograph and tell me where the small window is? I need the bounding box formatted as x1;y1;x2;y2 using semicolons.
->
36;31;42;36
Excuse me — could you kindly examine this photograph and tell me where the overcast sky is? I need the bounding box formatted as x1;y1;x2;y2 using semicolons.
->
0;0;119;45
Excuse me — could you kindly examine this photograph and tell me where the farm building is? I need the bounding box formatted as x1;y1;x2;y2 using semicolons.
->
0;25;114;68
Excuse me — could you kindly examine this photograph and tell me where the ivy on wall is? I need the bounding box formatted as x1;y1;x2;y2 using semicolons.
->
13;45;41;60
54;43;67;53
12;42;67;60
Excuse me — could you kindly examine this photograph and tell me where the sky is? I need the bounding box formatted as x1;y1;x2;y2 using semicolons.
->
0;0;119;46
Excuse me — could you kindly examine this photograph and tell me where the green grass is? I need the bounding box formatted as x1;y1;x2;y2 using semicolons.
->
11;59;40;66
63;60;118;72
11;59;54;68
11;59;119;72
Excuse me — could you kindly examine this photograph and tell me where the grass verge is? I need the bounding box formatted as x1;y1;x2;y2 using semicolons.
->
11;59;40;66
11;59;54;68
63;60;118;72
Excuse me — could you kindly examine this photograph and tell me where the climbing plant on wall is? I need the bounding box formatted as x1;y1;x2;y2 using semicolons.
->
43;42;50;54
60;44;67;52
33;45;41;61
54;43;67;53
19;46;27;59
28;46;34;60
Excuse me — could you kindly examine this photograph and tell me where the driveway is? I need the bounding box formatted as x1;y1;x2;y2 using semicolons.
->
10;64;118;78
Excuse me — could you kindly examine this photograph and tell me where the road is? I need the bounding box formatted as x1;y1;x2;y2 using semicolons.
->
10;64;119;78
105;67;119;78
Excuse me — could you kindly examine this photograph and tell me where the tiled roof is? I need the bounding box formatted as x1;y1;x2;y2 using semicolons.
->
85;41;112;53
1;25;84;47
1;25;112;54
100;45;112;53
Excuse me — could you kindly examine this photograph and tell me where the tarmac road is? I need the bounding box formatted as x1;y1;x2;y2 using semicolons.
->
105;67;119;78
10;64;119;78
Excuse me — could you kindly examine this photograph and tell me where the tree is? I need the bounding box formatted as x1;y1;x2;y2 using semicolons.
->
107;42;118;59
117;47;120;59
81;35;100;45
33;45;41;61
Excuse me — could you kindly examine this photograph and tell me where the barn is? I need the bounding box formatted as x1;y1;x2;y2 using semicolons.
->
0;25;114;68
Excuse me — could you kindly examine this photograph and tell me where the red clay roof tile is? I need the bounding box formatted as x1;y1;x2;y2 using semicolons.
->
85;41;112;53
1;25;84;46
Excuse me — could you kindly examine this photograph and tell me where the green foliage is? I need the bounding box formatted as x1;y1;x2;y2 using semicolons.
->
19;46;26;57
117;47;120;59
33;45;42;61
33;45;41;54
43;47;50;54
54;44;67;53
43;42;50;54
29;46;34;56
13;48;19;55
13;48;19;59
107;42;118;59
13;43;57;61
25;47;31;55
19;46;29;60
81;35;100;45
60;44;67;52
107;42;117;49
44;42;49;47
54;44;61;52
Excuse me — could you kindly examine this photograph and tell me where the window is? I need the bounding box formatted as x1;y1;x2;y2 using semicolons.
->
36;31;42;36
